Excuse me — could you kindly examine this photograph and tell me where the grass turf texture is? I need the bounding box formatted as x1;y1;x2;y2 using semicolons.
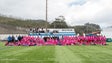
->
0;42;112;63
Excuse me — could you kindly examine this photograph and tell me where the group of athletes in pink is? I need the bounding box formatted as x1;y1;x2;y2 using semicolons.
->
5;35;106;46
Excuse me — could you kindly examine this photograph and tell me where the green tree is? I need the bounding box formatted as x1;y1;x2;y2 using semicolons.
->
84;23;101;33
74;23;101;35
50;16;68;28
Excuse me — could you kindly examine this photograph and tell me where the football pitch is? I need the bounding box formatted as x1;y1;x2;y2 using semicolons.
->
0;42;112;63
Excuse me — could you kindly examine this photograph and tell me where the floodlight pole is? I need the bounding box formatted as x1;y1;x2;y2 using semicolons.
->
46;0;48;32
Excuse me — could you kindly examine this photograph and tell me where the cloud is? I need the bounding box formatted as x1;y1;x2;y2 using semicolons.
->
69;0;87;6
0;0;112;27
65;0;112;27
0;0;46;19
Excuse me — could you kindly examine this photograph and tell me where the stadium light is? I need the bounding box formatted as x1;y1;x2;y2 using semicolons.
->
46;0;48;32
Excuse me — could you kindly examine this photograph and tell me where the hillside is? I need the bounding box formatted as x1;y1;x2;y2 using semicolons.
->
0;16;48;28
0;23;26;34
0;15;48;34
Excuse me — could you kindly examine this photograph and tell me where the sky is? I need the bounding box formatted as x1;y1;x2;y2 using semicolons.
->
0;0;112;28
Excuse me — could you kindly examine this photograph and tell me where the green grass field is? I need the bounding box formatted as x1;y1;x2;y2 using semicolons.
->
0;42;112;63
